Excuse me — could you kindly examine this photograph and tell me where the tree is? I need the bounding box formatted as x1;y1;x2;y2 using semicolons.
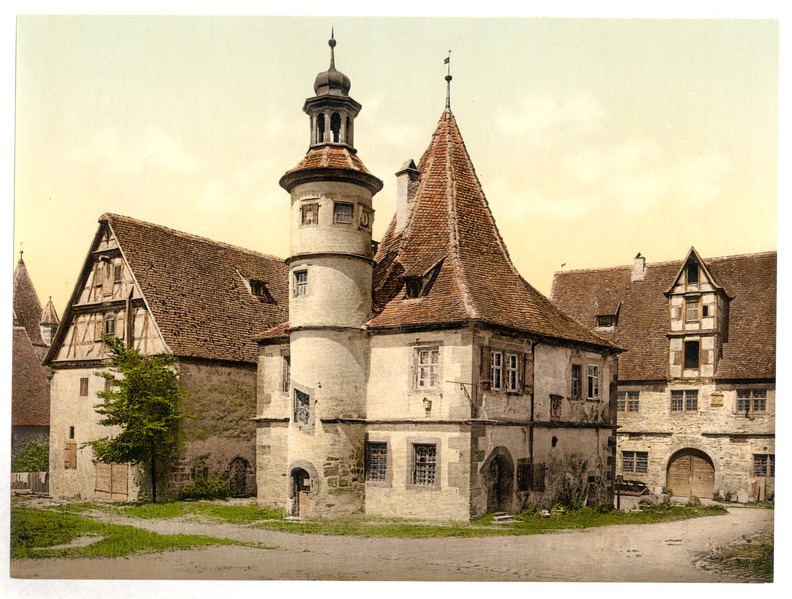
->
12;439;49;472
90;337;191;502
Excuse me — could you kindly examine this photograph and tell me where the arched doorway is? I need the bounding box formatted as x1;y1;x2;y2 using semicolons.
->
291;468;312;518
226;457;251;498
484;450;514;513
667;449;715;499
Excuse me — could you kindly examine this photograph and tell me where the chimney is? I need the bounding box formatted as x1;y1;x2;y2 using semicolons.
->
632;252;646;282
395;159;420;232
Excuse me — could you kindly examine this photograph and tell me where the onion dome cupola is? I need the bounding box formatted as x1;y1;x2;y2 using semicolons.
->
305;31;360;150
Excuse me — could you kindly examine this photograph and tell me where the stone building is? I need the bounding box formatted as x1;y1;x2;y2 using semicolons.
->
12;255;59;463
255;37;621;520
44;214;288;500
552;248;776;502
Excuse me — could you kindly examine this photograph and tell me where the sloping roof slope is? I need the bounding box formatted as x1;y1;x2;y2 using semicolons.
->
551;251;776;381
13;257;45;346
12;326;50;426
369;110;615;350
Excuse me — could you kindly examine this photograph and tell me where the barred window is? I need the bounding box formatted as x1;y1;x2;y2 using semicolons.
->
753;454;775;477
293;270;308;297
366;442;388;482
294;389;310;424
281;355;290;393
412;444;437;486
622;451;648;473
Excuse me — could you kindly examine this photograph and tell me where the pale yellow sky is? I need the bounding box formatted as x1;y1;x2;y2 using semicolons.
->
11;15;779;321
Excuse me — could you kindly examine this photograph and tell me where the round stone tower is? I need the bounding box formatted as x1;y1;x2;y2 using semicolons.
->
278;33;382;517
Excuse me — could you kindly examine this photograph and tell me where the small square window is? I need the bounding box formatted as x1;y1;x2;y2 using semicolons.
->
333;202;354;224
737;389;766;414
671;389;698;412
301;202;319;225
753;454;775;477
596;315;615;328
685;299;700;322
617;391;640;412
622;450;648;473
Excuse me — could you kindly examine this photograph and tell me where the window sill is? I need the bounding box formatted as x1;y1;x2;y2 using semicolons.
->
406;483;441;491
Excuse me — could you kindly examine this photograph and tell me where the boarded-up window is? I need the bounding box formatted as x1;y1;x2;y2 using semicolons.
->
282;355;291;393
480;346;492;390
79;377;89;397
523;352;534;392
550;394;563;419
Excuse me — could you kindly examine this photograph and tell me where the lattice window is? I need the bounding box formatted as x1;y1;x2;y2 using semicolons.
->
366;442;388;482
294;390;310;424
412;444;436;486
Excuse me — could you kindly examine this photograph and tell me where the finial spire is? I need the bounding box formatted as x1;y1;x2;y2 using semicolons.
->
444;50;452;111
329;28;336;71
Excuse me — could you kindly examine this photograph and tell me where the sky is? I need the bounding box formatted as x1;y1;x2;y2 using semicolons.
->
10;14;780;321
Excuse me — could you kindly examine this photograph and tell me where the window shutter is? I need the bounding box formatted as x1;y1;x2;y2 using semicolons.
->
516;352;524;394
94;314;103;341
116;311;125;339
523;351;534;392
480;346;491;390
673;306;682;320
672;351;681;365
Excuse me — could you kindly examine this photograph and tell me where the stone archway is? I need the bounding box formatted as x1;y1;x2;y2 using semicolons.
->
482;448;515;514
667;448;715;499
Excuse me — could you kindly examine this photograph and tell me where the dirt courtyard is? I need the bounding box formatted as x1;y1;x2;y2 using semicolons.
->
9;504;774;584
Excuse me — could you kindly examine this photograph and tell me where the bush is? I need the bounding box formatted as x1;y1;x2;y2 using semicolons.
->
12;439;49;472
177;474;231;501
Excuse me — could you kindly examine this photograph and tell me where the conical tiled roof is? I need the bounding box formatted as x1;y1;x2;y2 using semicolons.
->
370;110;616;350
40;297;60;326
13;256;45;346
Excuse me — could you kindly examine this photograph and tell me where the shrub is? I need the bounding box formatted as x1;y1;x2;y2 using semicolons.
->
177;474;231;501
12;439;49;472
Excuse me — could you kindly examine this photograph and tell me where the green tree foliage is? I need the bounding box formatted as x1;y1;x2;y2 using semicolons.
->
90;337;192;502
12;439;49;472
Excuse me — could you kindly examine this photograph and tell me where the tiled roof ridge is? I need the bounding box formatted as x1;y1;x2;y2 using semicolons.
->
444;115;479;319
556;249;777;276
101;213;285;263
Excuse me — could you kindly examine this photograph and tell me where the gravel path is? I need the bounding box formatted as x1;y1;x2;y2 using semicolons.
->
9;503;773;583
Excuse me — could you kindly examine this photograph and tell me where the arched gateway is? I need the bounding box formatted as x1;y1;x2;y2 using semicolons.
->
666;448;715;499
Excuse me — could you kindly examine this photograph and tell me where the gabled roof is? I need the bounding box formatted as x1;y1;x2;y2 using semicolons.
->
12;326;50;427
368;110;616;350
664;246;725;296
13;256;45;346
48;214;289;364
551;251;777;381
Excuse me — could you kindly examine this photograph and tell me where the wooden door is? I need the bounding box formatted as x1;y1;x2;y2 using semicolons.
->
292;469;311;518
667;450;714;498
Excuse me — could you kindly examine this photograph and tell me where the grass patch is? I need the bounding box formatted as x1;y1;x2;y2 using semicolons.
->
252;504;728;538
11;505;244;559
115;500;285;523
713;536;773;582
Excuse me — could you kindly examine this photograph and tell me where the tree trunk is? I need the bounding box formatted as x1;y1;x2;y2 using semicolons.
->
151;455;157;503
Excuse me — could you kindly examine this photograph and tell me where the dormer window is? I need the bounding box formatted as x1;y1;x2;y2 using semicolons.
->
596;315;616;328
405;276;422;299
249;279;275;304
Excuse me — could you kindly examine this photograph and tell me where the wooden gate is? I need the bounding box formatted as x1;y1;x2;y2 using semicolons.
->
291;468;311;517
95;462;129;501
667;449;714;498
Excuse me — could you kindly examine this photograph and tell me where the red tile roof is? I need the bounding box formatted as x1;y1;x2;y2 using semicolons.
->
551;251;776;381
280;145;382;193
369;110;616;350
49;214;290;364
12;326;50;427
13;258;45;346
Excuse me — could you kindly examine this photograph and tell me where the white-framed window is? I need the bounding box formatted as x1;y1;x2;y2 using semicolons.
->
617;391;640;412
412;444;437;486
293;270;308;297
671;389;698;412
414;346;440;390
333;202;354;224
753;454;775;477
490;351;503;390
587;365;599;401
505;353;519;392
571;364;582;399
622;451;648;474
737;389;767;414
